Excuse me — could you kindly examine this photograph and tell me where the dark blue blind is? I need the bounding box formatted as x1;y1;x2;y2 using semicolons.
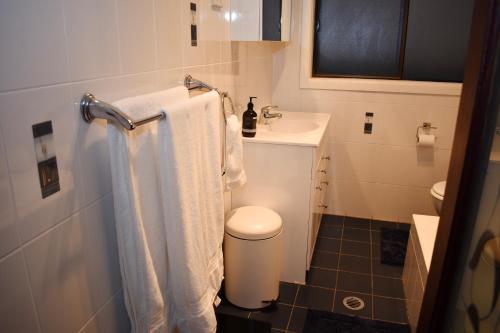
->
313;0;407;79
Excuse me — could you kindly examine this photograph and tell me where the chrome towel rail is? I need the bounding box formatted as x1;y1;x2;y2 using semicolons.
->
80;75;234;131
80;75;236;176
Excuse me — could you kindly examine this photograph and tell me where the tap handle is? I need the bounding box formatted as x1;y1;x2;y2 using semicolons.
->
261;105;279;112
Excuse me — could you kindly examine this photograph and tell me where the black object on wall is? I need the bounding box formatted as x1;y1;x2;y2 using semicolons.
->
313;0;408;79
262;0;282;41
403;0;474;82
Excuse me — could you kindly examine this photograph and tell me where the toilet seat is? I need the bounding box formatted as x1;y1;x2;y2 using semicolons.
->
431;181;446;200
225;206;282;240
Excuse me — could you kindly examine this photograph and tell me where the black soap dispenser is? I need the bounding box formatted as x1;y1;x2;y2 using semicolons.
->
242;97;258;137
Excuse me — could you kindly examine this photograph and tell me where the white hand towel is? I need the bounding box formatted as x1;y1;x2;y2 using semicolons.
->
158;90;224;333
107;86;189;333
224;114;247;191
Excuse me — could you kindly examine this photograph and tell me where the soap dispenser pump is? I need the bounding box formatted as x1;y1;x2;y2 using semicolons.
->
242;96;258;138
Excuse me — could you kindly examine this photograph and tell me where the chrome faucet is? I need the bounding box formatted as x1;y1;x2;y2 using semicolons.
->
259;105;282;124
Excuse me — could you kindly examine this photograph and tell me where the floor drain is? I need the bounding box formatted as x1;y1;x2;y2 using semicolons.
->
342;296;365;311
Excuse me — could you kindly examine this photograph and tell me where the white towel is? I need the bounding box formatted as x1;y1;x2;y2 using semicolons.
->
224;114;247;191
107;86;189;333
158;90;224;333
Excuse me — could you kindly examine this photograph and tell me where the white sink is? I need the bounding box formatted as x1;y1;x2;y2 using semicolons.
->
243;111;330;147
260;119;320;134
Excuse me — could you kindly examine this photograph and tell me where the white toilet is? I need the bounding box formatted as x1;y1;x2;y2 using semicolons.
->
430;181;446;214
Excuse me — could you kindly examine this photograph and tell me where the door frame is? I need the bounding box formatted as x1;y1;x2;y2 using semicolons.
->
417;0;500;331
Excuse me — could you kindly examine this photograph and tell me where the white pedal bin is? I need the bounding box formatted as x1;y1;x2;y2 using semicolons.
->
224;206;283;309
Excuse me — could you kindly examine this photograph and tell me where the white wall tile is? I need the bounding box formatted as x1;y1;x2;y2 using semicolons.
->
0;0;271;330
0;251;40;333
80;291;130;333
155;0;183;70
0;0;68;92
0;132;19;258
157;69;185;90
24;194;121;333
201;1;223;64
116;0;157;73
373;145;451;188
63;0;120;81
181;0;206;67
396;186;436;222
0;86;82;242
330;141;378;182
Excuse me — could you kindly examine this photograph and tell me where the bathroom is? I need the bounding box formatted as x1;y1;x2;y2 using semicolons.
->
0;0;499;332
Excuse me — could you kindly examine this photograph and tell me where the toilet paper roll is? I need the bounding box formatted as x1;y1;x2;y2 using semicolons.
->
417;134;436;147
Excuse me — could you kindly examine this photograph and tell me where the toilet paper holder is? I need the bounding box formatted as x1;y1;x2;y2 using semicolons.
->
416;122;437;139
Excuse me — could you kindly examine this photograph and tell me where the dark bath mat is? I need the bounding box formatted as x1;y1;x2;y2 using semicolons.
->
216;312;271;333
380;228;410;266
303;309;410;333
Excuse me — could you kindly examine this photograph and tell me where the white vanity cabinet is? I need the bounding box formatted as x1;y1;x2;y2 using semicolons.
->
231;112;330;284
230;0;291;41
307;138;330;270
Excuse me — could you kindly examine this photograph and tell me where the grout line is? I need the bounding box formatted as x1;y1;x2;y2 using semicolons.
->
285;283;301;331
318;235;370;244
13;191;113;252
77;289;122;333
332;288;407;301
310;264;403;280
331;216;345;312
20;248;43;333
112;0;123;74
370;219;375;320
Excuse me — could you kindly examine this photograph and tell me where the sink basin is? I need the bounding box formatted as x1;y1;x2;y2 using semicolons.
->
243;111;331;147
260;119;320;134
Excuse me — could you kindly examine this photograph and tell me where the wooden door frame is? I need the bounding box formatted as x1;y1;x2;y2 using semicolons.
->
417;0;499;331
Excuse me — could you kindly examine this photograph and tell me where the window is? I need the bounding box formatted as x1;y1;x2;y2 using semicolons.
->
313;0;408;79
312;0;473;83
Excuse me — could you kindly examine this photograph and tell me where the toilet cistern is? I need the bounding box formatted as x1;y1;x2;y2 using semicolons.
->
259;105;282;124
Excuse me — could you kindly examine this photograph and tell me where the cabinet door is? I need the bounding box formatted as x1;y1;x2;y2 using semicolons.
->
262;0;282;41
230;0;291;41
230;0;260;41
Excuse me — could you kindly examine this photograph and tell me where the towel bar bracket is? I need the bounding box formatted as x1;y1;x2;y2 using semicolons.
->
80;92;165;131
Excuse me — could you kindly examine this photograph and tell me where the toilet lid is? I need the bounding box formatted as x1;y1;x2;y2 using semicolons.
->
225;206;283;240
431;181;446;198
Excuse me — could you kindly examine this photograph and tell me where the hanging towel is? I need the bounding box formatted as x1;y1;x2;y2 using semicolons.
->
158;90;224;333
107;86;190;333
224;114;247;191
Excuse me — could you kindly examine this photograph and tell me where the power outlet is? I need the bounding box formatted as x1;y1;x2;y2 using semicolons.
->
190;3;198;46
32;121;60;198
364;112;374;134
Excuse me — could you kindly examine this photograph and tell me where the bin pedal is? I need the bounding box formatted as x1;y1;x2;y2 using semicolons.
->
261;299;278;310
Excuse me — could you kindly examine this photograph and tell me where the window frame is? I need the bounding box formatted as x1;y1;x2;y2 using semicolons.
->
299;0;462;95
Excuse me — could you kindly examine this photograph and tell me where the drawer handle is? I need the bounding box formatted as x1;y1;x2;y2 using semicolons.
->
315;186;322;191
318;204;328;209
320;169;327;174
322;156;331;161
321;181;329;186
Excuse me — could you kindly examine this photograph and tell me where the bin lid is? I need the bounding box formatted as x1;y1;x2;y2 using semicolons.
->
225;206;282;240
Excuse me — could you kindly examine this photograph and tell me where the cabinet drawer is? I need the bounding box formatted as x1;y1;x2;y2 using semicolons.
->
313;139;330;180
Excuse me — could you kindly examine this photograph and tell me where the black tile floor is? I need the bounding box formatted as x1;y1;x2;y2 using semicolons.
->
216;215;411;332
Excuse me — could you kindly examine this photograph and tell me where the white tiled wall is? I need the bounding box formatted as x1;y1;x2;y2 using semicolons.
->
0;0;273;332
272;0;459;222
